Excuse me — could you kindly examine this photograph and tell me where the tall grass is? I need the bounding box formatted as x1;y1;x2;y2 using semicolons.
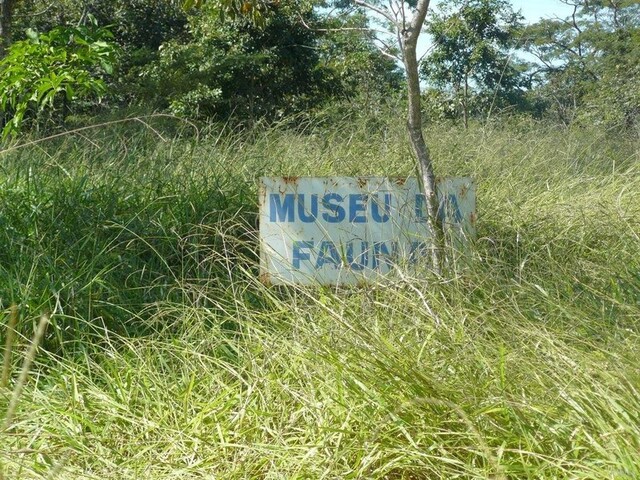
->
1;114;639;478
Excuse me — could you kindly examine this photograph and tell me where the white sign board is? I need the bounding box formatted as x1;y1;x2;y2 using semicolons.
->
259;177;475;285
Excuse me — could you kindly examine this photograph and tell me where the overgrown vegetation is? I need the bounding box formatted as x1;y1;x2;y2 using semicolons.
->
2;0;638;133
1;114;639;478
0;0;639;477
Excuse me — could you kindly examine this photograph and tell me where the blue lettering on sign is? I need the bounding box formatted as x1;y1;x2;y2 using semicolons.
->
290;240;429;271
372;241;399;270
270;194;295;222
321;194;346;223
371;193;391;223
347;241;369;270
438;194;463;223
292;240;314;268
298;194;318;223
416;193;463;224
316;241;341;268
270;192;399;224
349;194;367;223
415;194;427;223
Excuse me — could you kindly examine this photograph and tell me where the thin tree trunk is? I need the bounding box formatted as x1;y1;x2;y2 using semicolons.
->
462;74;469;129
401;0;441;271
0;0;16;58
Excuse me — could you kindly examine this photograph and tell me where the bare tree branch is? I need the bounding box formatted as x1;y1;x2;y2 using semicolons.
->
354;0;398;26
418;42;437;63
373;36;401;61
298;13;392;36
15;1;56;19
388;0;398;19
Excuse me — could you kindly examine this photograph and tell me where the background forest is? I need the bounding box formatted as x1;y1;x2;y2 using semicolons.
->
1;1;640;479
0;0;638;134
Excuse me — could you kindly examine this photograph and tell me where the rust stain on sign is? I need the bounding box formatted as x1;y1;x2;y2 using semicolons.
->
282;176;299;184
394;177;407;186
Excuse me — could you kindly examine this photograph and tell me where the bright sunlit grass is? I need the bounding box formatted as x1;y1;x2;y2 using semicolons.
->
1;114;639;479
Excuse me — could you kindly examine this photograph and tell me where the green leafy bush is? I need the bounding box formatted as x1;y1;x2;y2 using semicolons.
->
0;22;116;138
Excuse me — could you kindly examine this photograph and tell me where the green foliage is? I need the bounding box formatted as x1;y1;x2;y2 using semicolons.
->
5;0;403;130
12;0;189;109
0;23;116;138
317;13;403;102
89;0;189;51
524;0;640;128
421;0;528;122
144;10;321;121
136;4;397;124
13;0;188;50
182;0;281;26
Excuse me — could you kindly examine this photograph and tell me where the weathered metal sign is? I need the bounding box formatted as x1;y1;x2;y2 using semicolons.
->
259;177;475;285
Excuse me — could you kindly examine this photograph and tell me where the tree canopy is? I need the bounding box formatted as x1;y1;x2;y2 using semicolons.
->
523;0;640;127
422;0;529;126
0;0;638;134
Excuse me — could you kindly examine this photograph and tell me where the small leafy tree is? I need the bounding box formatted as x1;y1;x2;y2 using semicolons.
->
12;0;190;109
421;0;526;128
523;0;640;128
316;13;404;109
0;22;116;138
